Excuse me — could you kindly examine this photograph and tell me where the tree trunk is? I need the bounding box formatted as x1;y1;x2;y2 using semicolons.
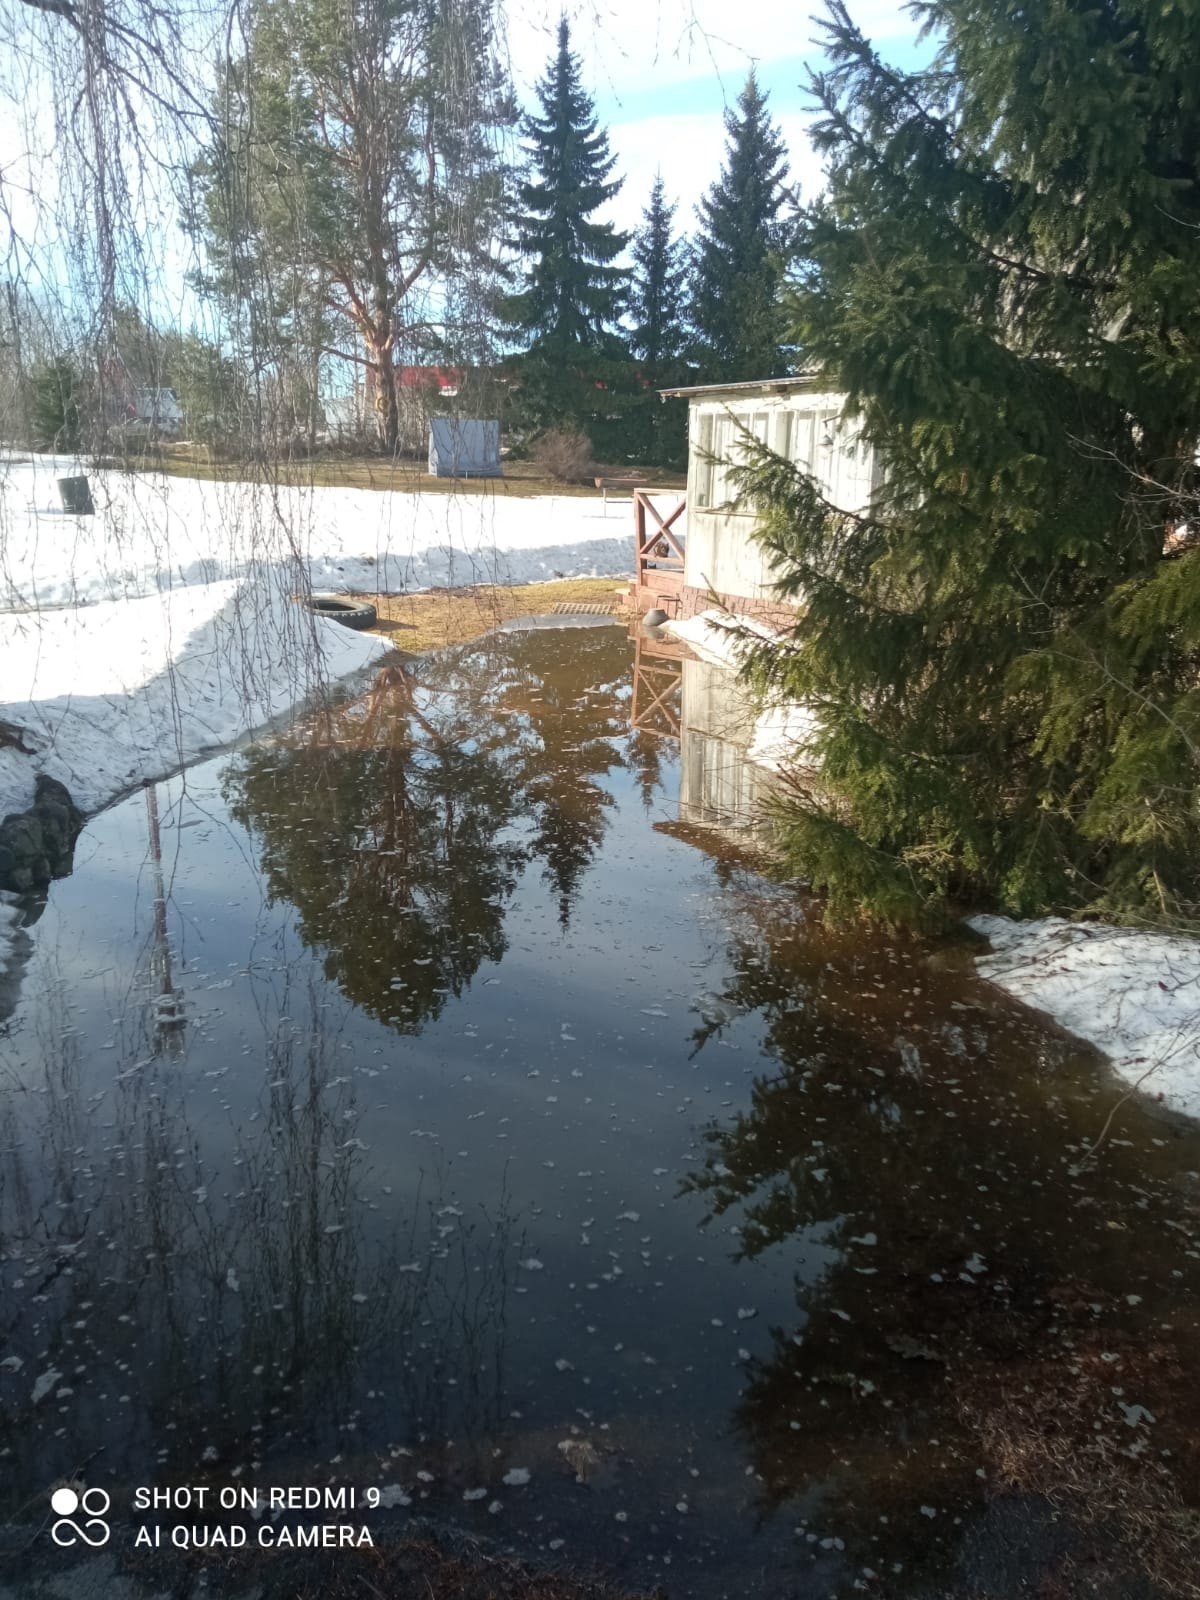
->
367;345;399;455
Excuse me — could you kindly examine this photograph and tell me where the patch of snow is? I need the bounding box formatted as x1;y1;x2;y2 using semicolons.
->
663;608;777;669
969;914;1200;1119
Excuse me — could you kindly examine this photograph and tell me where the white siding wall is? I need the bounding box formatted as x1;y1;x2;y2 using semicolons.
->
683;388;876;602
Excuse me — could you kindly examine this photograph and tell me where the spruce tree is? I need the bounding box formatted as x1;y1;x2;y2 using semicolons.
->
30;357;85;451
628;176;688;463
691;73;790;383
630;177;686;376
740;0;1200;928
502;17;630;446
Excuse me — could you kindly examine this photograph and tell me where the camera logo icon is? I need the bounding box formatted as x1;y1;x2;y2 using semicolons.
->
50;1486;111;1547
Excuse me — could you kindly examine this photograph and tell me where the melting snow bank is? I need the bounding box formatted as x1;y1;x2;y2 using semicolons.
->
970;915;1200;1119
0;573;389;824
663;608;821;771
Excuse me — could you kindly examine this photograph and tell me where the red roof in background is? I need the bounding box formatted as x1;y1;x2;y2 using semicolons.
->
397;366;461;391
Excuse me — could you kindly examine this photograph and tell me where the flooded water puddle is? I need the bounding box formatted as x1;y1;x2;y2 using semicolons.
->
1;623;1198;1597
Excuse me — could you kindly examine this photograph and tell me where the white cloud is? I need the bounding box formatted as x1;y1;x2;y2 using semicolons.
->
504;0;918;98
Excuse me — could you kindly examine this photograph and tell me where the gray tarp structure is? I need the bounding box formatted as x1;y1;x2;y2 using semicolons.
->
427;418;501;478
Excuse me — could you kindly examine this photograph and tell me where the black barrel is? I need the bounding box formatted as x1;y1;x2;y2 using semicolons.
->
58;475;94;515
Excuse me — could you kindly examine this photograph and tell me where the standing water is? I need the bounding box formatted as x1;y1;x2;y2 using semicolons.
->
1;622;1197;1598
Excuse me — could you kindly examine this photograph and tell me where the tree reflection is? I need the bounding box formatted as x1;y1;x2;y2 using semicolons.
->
0;968;516;1510
226;628;635;1031
681;889;1200;1588
496;627;629;927
227;662;524;1032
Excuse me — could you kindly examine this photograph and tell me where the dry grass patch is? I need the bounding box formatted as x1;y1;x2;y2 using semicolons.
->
359;578;631;655
145;447;685;499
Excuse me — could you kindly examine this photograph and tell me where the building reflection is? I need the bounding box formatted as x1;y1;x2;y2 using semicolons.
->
629;625;778;843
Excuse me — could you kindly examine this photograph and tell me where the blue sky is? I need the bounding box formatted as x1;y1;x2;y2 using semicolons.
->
506;0;935;237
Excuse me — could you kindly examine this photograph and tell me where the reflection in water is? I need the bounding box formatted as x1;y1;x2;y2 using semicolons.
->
144;782;187;1054
682;892;1200;1591
226;627;636;1035
677;656;776;836
1;623;1198;1599
630;625;775;843
0;962;515;1502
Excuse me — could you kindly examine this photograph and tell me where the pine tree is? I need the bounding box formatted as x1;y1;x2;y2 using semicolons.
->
626;176;688;463
630;177;686;375
30;357;85;451
501;17;630;445
190;0;514;454
740;0;1200;928
691;73;790;383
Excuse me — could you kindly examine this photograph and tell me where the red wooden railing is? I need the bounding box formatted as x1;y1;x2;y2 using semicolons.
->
633;488;686;592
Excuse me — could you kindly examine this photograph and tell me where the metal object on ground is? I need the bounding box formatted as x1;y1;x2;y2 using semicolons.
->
58;475;94;515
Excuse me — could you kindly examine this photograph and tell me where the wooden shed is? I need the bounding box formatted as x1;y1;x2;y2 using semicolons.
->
630;375;879;621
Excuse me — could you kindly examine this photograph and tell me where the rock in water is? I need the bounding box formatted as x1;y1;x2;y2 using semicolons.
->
0;776;86;893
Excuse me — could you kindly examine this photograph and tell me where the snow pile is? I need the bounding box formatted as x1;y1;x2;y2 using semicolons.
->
0;449;645;982
0;574;388;822
664;607;780;670
970;914;1200;1119
665;607;821;773
0;454;642;609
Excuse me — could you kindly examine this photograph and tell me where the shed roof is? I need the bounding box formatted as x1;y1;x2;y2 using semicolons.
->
658;368;822;401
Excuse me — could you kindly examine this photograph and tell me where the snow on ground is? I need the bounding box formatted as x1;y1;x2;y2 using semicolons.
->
0;453;642;609
665;607;821;772
664;607;780;670
970;915;1200;1119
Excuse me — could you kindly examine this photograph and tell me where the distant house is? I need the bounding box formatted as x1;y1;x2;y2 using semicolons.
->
134;386;185;435
630;375;880;622
101;356;186;438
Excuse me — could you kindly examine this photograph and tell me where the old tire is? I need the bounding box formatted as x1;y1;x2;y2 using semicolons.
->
301;593;377;631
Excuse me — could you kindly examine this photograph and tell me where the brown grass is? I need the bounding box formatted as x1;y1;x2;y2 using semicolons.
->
959;1330;1200;1598
143;446;685;499
358;578;632;655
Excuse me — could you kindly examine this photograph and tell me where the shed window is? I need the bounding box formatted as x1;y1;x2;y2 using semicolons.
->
695;408;770;512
